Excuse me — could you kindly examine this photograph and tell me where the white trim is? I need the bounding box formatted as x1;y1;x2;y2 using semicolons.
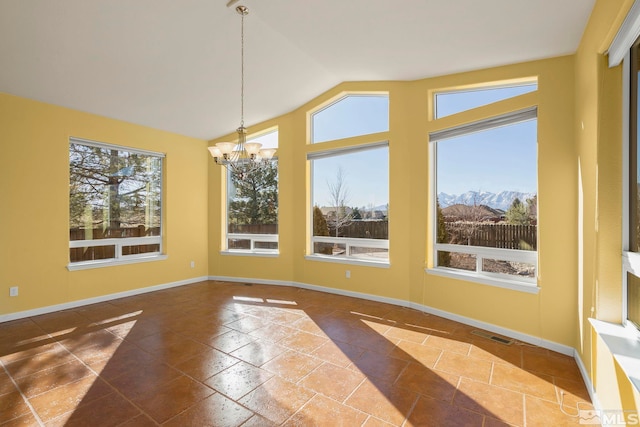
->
70;136;165;158
589;319;640;393
608;0;640;67
305;254;390;268
428;107;537;142
573;348;601;413
208;275;569;354
0;276;208;323
221;250;279;258
306;140;389;160
426;267;540;294
67;254;168;271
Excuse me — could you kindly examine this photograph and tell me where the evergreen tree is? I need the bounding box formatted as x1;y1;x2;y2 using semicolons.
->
436;201;451;266
228;161;278;228
313;205;330;236
506;197;529;225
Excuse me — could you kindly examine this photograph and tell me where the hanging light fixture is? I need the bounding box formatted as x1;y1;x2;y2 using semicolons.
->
209;5;276;174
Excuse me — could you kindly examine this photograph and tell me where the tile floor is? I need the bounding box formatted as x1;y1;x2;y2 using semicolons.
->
0;281;597;426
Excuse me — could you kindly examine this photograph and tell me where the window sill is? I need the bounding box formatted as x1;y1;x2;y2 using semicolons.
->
425;267;540;294
305;254;390;268
221;250;279;258
67;254;168;271
589;318;640;393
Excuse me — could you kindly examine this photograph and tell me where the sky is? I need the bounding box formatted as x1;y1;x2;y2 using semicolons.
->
310;86;538;209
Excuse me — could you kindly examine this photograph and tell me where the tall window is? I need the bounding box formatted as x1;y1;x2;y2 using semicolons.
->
308;93;390;264
624;36;640;331
226;130;278;253
430;85;538;288
69;138;163;267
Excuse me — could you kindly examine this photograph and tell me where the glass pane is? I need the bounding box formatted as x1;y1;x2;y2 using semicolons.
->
435;83;537;119
631;41;640;251
436;120;537;251
69;143;162;242
312;95;389;143
70;246;116;262
247;130;278;149
227;160;278;234
482;259;535;278
122;244;160;256
349;246;389;260
437;251;476;271
313;242;346;256
228;239;251;250
628;273;640;331
312;147;389;239
255;241;278;250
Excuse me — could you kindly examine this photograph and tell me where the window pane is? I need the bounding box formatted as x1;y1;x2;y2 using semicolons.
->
227;161;278;235
438;251;476;271
631;41;640;251
349;246;389;260
436;120;537;251
482;259;535;278
122;244;160;256
312;146;389;239
312;95;389;143
435;83;537;119
69;143;162;242
70;246;116;262
228;239;251;250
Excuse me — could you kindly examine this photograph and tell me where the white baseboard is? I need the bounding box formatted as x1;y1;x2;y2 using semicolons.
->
209;275;575;356
573;349;602;415
0;276;209;323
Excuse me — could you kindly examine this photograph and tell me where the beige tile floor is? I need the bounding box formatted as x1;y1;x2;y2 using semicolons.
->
0;280;597;426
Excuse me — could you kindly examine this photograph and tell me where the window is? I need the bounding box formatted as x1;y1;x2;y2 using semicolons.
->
69;138;164;269
623;35;640;332
309;142;389;264
435;82;537;119
311;94;389;143
430;99;538;289
225;130;278;254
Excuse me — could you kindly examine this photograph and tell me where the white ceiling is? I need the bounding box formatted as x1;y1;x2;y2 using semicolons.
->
0;0;595;140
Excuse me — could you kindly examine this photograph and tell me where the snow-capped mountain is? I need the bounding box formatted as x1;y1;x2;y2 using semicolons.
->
438;191;536;211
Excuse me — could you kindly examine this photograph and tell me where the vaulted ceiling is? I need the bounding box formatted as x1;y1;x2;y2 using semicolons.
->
0;0;595;140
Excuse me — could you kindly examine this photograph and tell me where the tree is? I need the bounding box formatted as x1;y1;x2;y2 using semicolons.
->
326;166;352;237
526;194;537;222
436;201;451;267
228;161;278;229
313;205;330;236
69;143;161;237
506;197;529;225
352;207;362;220
457;192;486;245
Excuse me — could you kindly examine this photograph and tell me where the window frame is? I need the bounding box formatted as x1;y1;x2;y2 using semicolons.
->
222;129;279;257
427;107;539;294
307;140;390;267
67;137;166;271
622;35;640;334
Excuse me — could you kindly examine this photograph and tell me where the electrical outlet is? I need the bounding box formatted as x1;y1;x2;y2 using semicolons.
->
190;261;195;268
345;270;351;279
9;287;18;297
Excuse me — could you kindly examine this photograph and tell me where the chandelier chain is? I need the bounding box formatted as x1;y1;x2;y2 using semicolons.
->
240;8;245;128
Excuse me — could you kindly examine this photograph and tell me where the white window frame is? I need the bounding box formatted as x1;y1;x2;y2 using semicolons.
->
427;108;539;294
222;130;279;256
307;141;390;267
67;137;166;271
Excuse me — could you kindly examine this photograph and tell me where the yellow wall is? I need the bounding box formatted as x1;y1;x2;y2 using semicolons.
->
575;0;640;419
0;93;209;316
209;57;578;347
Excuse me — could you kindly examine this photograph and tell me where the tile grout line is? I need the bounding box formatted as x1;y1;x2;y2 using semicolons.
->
0;357;46;427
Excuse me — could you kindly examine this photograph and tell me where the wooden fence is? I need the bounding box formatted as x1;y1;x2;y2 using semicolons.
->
443;223;537;250
70;226;160;240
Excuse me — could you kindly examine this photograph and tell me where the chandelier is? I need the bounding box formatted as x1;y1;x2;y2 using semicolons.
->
208;5;276;175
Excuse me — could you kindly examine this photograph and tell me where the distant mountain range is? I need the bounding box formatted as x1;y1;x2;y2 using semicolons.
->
438;191;536;211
